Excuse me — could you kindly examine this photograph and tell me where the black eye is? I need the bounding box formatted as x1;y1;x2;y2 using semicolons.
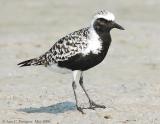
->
93;18;112;33
95;25;101;30
97;18;110;23
98;18;107;22
95;18;112;27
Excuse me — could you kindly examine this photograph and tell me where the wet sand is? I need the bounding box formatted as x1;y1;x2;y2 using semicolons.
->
0;0;160;123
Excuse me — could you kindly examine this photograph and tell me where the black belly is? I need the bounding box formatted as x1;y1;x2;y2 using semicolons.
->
58;51;107;71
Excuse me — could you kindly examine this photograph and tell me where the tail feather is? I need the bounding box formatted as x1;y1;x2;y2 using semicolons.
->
18;58;42;67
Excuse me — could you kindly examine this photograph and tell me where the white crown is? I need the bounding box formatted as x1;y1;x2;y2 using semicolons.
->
93;10;115;22
90;10;116;35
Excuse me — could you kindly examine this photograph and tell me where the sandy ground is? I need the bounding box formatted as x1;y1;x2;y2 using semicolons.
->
0;0;160;124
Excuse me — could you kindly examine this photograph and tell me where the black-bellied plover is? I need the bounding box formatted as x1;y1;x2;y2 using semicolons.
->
18;10;124;114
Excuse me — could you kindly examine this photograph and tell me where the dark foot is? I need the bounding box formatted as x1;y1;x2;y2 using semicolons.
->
89;100;106;109
77;106;85;114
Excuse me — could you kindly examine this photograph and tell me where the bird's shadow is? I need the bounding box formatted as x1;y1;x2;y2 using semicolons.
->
17;101;76;114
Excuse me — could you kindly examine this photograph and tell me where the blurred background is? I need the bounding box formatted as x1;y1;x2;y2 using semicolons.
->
0;0;160;123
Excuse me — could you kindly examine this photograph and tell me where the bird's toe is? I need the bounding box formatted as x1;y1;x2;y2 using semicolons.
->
77;107;85;114
90;101;106;109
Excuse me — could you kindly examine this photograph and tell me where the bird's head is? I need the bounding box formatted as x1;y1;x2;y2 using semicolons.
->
91;10;125;34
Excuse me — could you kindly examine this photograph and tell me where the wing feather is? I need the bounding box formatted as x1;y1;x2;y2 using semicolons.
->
39;27;89;66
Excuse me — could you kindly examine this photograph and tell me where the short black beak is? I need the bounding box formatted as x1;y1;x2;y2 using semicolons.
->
113;22;125;30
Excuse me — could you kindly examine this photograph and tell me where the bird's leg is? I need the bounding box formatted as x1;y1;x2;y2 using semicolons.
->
72;71;84;114
72;81;84;114
79;72;106;109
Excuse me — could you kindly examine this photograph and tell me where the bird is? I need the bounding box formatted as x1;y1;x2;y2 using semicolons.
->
18;10;124;114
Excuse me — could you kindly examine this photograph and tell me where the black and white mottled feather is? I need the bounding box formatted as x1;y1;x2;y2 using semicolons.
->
18;27;89;67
